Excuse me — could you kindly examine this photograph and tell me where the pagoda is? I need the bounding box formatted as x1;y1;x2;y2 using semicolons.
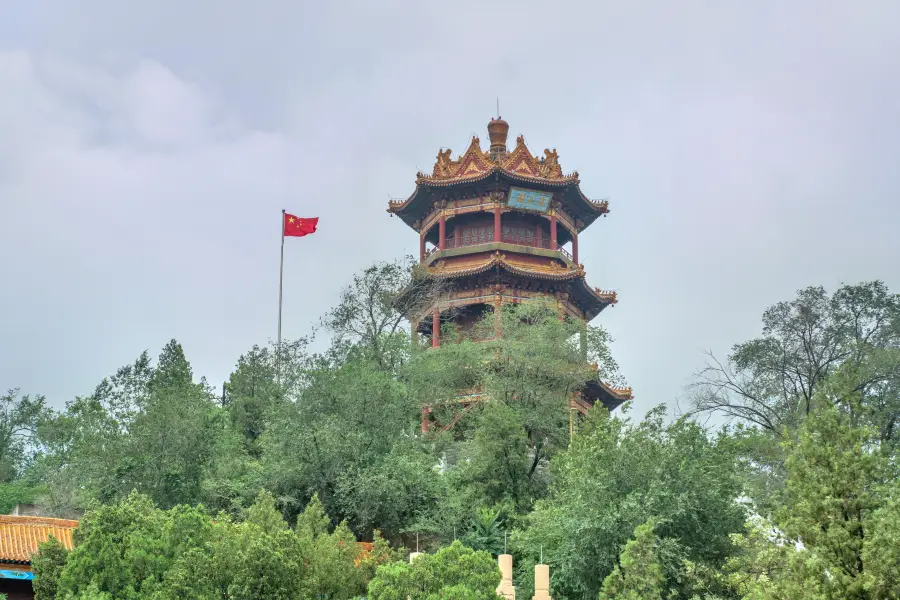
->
388;118;631;432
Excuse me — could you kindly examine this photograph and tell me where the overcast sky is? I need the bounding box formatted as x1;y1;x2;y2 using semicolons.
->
2;1;899;416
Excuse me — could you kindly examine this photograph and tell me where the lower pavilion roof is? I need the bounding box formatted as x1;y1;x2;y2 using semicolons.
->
584;378;633;412
0;515;77;565
400;251;617;321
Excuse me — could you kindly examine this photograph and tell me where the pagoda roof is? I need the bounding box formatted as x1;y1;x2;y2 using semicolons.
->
398;251;617;320
388;133;610;231
584;378;633;412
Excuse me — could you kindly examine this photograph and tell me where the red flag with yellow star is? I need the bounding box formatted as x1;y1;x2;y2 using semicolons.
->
283;213;318;237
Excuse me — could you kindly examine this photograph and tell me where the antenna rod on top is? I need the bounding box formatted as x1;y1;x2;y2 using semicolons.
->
540;544;543;564
496;97;500;118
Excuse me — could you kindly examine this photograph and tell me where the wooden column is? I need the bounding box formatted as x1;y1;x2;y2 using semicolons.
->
572;231;579;263
550;212;557;250
420;233;426;261
494;204;502;242
432;308;440;347
439;214;446;250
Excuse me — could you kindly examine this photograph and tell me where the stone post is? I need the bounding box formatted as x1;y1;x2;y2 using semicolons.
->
497;554;516;600
532;564;551;600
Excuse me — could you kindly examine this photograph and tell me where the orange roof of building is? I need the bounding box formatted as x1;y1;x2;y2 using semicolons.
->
0;515;77;564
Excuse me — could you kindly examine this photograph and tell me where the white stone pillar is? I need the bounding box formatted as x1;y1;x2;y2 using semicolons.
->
497;554;516;600
532;564;551;600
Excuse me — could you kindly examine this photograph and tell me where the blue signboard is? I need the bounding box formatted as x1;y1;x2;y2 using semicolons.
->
0;569;34;580
506;187;552;213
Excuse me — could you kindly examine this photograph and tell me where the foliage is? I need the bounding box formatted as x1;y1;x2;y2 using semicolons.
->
513;405;745;600
690;281;900;513
12;262;900;600
599;519;664;600
39;489;392;600
367;541;499;600
0;479;44;514
407;302;622;521
0;388;48;482
710;370;900;600
32;536;69;600
691;281;900;434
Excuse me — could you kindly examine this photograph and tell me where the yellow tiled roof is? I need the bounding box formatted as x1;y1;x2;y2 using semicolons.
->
0;515;77;563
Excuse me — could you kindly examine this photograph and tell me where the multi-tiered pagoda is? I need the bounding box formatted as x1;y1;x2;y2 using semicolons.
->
389;118;631;431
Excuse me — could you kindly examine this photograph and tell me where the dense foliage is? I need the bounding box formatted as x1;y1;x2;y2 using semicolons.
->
4;262;898;599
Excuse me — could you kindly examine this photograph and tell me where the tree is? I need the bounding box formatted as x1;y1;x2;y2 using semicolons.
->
44;490;387;600
33;341;225;513
513;406;745;600
599;520;665;600
323;256;441;371
407;303;623;513
32;536;69;600
710;369;900;600
367;541;499;600
691;281;900;437
260;340;436;540
224;344;281;454
0;389;48;482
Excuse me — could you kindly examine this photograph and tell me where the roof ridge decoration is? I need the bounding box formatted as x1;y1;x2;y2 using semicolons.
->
417;132;574;185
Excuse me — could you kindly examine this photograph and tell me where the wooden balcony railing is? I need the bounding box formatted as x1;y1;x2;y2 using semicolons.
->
425;236;573;260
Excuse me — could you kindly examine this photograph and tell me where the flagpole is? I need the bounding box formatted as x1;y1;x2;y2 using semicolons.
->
277;209;285;383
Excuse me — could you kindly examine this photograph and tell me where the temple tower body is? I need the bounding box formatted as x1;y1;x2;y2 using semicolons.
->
389;119;631;431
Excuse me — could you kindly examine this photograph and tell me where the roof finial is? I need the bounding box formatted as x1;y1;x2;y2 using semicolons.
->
487;113;509;159
496;97;500;119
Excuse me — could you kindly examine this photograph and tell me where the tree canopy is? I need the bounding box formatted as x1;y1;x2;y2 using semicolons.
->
7;264;898;600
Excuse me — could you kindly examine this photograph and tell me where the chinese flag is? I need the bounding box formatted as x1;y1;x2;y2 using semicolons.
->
284;214;318;237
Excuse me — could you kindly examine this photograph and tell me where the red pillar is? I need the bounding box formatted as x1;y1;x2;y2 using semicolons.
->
420;233;426;262
572;232;579;263
421;406;431;433
550;212;558;250
432;308;440;347
439;215;446;250
494;204;502;243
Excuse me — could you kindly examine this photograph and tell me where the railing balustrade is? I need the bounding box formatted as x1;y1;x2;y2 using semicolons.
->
425;235;573;260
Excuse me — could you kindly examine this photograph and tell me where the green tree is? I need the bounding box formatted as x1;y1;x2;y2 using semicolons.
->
599;520;665;600
260;342;435;540
224;344;281;454
711;370;900;600
0;389;48;482
513;406;745;600
35;342;223;512
690;281;900;514
47;490;382;600
367;541;499;600
322;256;432;371
32;536;70;600
406;302;623;529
